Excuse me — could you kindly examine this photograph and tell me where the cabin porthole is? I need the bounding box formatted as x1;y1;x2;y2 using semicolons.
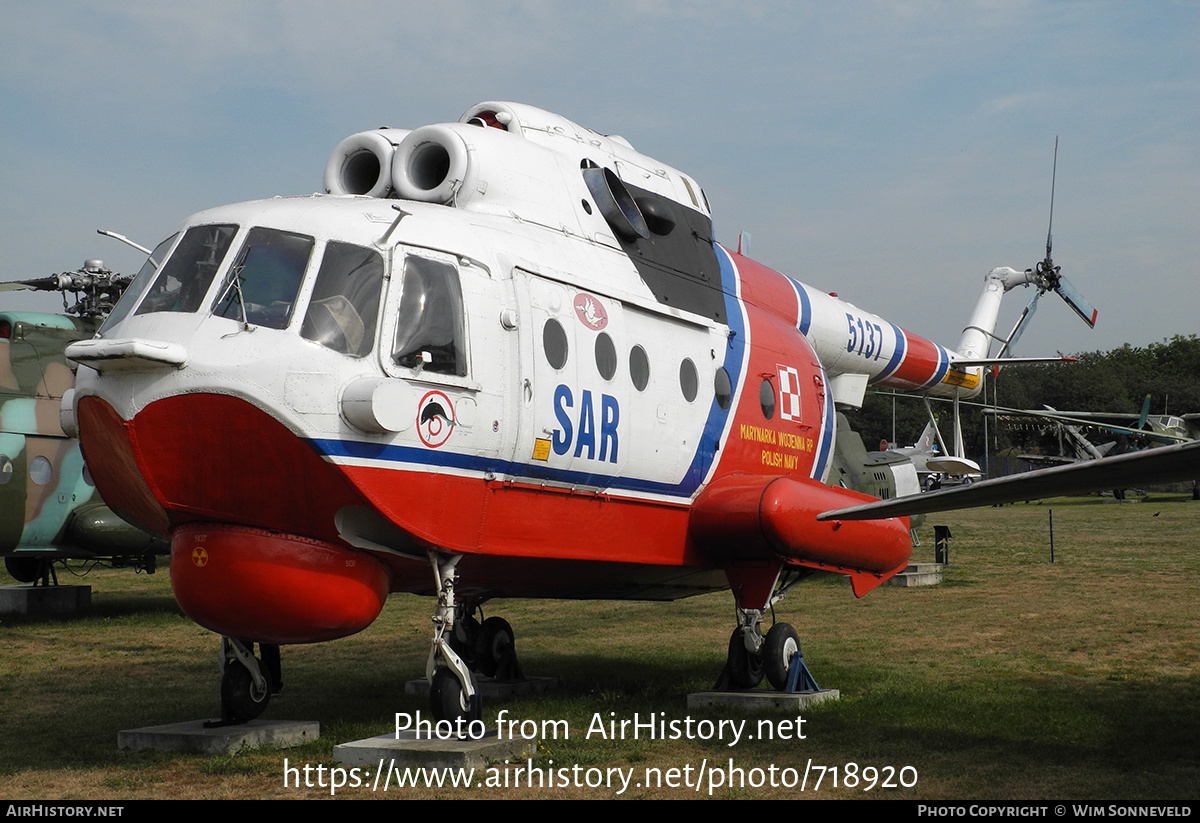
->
680;359;699;403
543;319;569;370
595;332;617;380
629;345;650;391
715;367;732;410
760;378;775;420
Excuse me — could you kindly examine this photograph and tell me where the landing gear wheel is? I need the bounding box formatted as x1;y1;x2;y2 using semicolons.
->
220;658;271;723
764;623;800;691
5;556;45;584
475;616;514;678
430;666;480;725
727;628;764;689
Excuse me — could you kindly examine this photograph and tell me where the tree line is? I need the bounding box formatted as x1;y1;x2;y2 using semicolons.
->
842;334;1200;467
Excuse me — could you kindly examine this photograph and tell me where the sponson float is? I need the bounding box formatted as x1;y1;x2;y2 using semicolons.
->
64;102;1093;723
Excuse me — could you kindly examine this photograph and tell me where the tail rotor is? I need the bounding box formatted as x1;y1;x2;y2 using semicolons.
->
998;137;1097;358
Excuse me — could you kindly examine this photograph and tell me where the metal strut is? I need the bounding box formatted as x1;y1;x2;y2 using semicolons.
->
426;551;479;708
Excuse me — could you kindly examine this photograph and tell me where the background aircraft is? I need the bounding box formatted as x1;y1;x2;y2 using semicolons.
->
65;102;1103;725
0;262;163;584
985;398;1199;498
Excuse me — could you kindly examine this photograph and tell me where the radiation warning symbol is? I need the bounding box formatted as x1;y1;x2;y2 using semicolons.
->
191;546;209;567
417;390;456;448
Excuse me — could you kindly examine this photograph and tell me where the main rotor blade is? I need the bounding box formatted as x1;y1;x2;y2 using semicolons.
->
1003;289;1042;355
0;277;58;293
1054;274;1098;328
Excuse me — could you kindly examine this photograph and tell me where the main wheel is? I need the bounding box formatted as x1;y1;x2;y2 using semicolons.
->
220;658;271;723
475;616;514;678
727;627;764;689
764;623;800;691
430;666;480;724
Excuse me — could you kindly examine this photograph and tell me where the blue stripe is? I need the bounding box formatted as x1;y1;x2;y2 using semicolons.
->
681;244;747;491
877;323;907;381
789;278;812;335
810;364;836;481
918;344;951;389
308;437;708;497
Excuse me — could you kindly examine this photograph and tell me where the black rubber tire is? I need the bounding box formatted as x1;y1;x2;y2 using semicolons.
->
220;658;271;723
727;628;764;689
474;616;514;678
764;622;800;691
429;666;479;724
5;556;45;584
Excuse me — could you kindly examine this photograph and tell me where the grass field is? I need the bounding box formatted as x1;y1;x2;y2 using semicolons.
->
1;496;1196;800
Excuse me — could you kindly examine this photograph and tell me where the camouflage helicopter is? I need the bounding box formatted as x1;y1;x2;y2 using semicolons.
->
1;250;164;585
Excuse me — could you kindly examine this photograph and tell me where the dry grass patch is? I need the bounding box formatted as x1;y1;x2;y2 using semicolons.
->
1;495;1196;799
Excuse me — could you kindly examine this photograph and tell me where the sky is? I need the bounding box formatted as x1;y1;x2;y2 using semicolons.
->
1;1;1196;358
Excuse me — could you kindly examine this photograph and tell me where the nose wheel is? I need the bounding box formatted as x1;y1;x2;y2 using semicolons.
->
430;666;481;724
426;552;481;727
210;638;281;726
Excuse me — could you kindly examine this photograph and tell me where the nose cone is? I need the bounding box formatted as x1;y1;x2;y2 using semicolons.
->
76;392;365;543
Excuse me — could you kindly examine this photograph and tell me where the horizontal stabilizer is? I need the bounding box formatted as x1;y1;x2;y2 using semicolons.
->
950;356;1076;367
817;440;1200;521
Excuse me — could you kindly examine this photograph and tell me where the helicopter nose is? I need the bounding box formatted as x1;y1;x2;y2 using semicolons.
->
76;392;365;541
75;395;170;536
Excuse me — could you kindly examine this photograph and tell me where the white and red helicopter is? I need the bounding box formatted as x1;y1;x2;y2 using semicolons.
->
64;102;1159;726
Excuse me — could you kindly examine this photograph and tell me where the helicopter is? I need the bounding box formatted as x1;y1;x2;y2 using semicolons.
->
63;102;1107;724
0;260;163;586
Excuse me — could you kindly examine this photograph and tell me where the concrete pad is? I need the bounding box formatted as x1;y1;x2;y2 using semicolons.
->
885;562;944;587
336;729;537;770
0;584;90;618
404;675;557;700
687;689;840;711
118;719;320;754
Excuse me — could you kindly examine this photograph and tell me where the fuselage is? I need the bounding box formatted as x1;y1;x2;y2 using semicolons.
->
67;103;983;642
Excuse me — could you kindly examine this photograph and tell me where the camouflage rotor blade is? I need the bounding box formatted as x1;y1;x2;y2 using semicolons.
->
0;277;58;292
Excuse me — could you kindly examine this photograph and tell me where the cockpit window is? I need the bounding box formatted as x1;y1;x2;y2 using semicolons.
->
135;224;238;317
99;233;179;333
213;227;314;329
392;255;466;376
301;242;384;357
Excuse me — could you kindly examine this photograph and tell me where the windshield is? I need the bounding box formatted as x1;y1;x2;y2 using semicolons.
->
213;227;314;329
135;224;238;317
98;233;179;334
301;241;384;357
